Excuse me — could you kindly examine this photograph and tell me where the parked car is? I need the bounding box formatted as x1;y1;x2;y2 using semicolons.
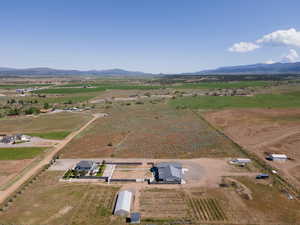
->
256;173;269;179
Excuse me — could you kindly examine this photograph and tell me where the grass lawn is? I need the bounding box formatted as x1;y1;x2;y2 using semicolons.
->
0;147;46;160
170;92;300;110
27;131;70;140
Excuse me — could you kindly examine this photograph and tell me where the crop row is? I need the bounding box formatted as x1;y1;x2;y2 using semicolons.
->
188;198;226;221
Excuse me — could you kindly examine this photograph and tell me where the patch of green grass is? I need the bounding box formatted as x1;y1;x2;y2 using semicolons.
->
173;81;270;89
27;131;70;140
0;84;52;89
0;147;46;160
96;164;106;177
170;92;300;109
33;84;162;94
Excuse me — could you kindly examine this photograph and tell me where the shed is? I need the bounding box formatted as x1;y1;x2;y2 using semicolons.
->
130;212;141;224
114;190;132;216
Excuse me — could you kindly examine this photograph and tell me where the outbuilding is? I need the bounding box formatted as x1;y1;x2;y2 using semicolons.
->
114;190;133;216
129;212;141;224
230;158;251;165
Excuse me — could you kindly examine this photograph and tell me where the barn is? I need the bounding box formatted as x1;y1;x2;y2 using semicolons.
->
114;190;133;216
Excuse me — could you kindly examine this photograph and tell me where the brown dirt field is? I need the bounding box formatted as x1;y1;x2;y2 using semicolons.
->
0;159;32;187
61;103;243;159
203;108;300;190
0;112;92;134
0;171;123;225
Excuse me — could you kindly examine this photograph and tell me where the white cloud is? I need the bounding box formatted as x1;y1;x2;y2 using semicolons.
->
264;60;275;64
257;28;300;47
228;42;260;53
280;49;299;62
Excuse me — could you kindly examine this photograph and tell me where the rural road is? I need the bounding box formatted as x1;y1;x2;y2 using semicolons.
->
0;113;100;205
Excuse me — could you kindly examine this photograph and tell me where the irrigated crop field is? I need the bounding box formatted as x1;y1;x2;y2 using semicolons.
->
0;171;122;225
60;103;243;159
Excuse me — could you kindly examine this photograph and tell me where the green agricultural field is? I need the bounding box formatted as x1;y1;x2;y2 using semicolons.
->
170;92;300;110
0;147;46;160
27;131;70;140
33;84;162;94
0;84;52;89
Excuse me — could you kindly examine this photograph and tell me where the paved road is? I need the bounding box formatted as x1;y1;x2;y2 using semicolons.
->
0;114;100;205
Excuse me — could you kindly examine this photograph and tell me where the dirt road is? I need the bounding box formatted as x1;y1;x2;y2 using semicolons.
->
0;113;100;205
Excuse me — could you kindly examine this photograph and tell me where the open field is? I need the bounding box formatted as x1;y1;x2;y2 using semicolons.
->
170;92;300;110
0;159;32;187
204;108;300;190
172;81;270;89
0;147;47;160
0;171;122;225
0;112;92;134
60;103;243;159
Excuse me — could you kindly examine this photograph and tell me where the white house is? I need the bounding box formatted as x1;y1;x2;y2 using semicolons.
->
268;154;288;161
114;190;133;216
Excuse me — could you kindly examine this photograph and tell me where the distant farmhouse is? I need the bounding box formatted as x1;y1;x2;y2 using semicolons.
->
0;134;31;144
152;162;183;184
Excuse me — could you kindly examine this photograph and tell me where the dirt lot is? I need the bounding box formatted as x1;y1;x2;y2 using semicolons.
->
60;103;243;159
0;112;92;134
203;108;300;190
0;159;33;187
0;171;123;225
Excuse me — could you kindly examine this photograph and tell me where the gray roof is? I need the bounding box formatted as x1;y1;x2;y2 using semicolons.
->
76;160;94;168
156;162;182;182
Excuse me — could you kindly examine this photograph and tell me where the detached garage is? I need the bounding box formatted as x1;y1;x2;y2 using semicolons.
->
114;190;133;216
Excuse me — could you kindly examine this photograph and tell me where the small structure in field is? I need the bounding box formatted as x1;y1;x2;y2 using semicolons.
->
114;190;133;216
230;158;251;166
129;212;141;224
152;162;182;184
75;160;95;172
267;154;288;161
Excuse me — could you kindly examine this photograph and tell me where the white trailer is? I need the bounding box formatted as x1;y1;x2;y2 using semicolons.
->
269;154;288;161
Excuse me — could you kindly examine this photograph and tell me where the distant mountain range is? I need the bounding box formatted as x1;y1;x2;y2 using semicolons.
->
184;62;300;75
0;67;152;77
1;62;300;77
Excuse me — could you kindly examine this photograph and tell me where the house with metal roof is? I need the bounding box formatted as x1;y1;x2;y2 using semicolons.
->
74;160;95;172
114;190;132;216
152;162;182;184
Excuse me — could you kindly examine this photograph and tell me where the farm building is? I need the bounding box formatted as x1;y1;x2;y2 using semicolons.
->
267;154;288;161
152;162;182;184
75;160;95;172
230;158;251;165
130;212;141;224
114;190;133;216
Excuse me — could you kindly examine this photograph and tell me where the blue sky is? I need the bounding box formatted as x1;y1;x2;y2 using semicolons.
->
1;0;300;73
